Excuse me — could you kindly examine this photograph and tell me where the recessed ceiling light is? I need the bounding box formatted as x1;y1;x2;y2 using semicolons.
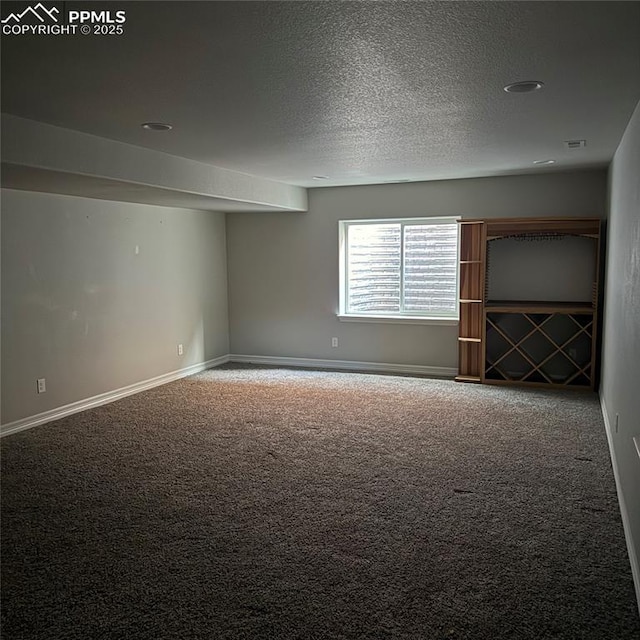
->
141;122;173;131
533;159;556;165
312;175;329;180
503;80;544;93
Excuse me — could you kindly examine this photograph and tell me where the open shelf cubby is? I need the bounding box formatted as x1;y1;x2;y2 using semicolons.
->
456;218;601;390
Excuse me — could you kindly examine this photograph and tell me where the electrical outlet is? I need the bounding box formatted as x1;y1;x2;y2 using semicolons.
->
37;378;46;394
331;337;339;348
615;414;619;433
135;245;140;255
177;344;184;356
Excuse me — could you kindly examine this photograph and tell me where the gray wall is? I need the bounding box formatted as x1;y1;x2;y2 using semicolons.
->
1;189;229;425
227;170;606;367
602;100;640;601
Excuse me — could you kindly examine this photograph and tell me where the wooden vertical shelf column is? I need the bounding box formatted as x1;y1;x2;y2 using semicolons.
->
456;220;486;382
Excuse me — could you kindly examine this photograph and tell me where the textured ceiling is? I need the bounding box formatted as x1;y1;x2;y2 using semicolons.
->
2;1;640;187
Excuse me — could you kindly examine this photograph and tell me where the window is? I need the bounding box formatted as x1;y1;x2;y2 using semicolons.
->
339;217;459;322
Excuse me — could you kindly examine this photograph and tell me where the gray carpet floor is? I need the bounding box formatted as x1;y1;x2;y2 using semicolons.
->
2;365;639;639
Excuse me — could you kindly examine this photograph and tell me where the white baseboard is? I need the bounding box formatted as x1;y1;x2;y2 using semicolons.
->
228;354;457;378
0;355;230;438
600;395;640;615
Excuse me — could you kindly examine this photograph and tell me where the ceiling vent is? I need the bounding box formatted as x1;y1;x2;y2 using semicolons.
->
564;139;586;149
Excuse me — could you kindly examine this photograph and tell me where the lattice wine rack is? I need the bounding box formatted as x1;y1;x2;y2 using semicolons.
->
485;308;594;387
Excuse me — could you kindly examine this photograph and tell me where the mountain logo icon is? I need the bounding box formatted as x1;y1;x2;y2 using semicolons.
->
1;3;59;24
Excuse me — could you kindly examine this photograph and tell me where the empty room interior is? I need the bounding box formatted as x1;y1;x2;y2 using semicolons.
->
2;1;640;638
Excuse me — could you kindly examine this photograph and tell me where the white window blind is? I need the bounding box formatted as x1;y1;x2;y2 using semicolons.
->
340;218;459;319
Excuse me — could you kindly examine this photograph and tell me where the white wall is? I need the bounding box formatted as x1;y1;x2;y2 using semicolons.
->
1;189;229;426
602;99;640;605
227;170;606;367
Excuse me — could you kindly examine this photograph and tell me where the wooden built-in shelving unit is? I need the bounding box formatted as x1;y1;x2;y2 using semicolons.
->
456;217;601;390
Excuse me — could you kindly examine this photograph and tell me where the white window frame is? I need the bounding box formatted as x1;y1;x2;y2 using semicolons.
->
338;216;460;325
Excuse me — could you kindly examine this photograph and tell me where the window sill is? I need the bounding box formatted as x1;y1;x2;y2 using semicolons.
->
337;314;459;326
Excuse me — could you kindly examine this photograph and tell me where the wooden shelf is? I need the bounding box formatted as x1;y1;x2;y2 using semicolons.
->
455;217;601;390
485;301;594;314
455;375;481;383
